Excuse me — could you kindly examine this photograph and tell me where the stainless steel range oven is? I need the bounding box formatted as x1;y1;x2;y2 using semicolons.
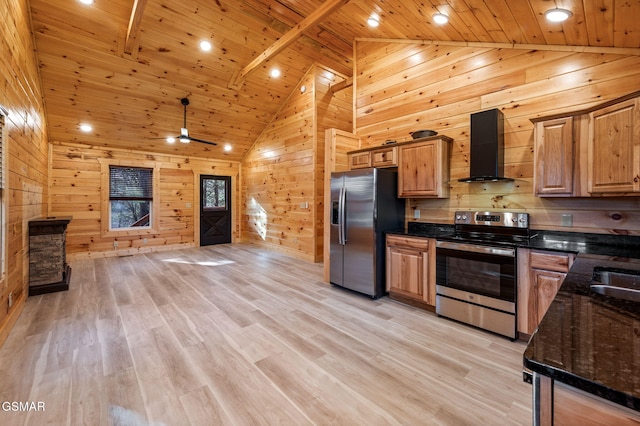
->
435;211;531;340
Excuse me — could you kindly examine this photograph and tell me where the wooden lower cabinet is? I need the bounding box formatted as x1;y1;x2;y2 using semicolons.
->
386;235;435;307
536;376;640;426
517;249;576;336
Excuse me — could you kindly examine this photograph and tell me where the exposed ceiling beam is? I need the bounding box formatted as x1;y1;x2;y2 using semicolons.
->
124;0;149;55
231;0;351;87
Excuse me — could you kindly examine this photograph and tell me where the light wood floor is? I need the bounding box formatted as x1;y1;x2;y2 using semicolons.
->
0;244;532;425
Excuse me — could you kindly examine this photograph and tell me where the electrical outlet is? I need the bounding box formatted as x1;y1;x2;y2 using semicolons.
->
561;214;573;227
414;209;421;219
186;202;192;208
143;238;148;244
113;240;119;248
8;292;13;308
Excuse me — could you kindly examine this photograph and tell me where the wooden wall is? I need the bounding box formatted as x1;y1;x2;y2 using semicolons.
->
241;65;352;262
354;40;640;234
0;0;50;346
49;142;241;260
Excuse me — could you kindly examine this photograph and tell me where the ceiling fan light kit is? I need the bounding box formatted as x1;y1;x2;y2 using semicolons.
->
162;98;218;146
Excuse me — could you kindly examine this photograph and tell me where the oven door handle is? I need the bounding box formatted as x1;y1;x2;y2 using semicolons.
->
436;241;515;257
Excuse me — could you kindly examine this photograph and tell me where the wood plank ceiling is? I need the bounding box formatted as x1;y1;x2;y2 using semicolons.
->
29;0;640;160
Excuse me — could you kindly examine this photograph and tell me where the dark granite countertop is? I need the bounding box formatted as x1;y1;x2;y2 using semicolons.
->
523;254;640;411
392;222;640;411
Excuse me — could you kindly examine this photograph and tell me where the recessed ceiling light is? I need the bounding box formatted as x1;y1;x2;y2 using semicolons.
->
270;68;281;78
78;0;94;4
545;8;572;22
367;14;380;28
166;137;176;144
433;13;449;25
224;144;232;152
79;123;92;132
199;40;212;52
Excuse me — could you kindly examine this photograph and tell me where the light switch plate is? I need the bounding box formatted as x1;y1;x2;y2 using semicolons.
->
414;209;420;219
561;214;572;227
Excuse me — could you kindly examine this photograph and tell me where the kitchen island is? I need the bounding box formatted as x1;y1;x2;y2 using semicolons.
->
523;252;640;424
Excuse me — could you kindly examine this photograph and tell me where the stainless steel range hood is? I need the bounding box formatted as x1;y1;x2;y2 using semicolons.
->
459;108;512;182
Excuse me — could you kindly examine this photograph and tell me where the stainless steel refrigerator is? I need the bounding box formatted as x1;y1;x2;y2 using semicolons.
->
330;168;405;298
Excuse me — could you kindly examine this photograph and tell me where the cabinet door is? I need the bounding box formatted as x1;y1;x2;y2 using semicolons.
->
349;151;371;169
532;268;567;332
519;250;575;336
398;140;449;198
387;246;424;300
534;117;574;196
588;98;640;194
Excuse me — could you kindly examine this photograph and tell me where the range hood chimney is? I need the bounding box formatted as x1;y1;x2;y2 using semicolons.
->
459;108;512;182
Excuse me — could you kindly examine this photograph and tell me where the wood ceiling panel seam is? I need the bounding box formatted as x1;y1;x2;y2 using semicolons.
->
503;0;546;45
482;0;529;45
374;1;444;41
613;0;640;48
582;0;615;47
457;0;512;44
440;0;491;42
404;0;471;42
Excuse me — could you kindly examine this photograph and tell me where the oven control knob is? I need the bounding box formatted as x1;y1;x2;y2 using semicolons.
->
519;218;526;223
511;218;518;223
461;215;467;220
456;214;461;220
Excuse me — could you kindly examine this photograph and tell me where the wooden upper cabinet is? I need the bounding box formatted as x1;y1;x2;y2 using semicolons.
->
534;117;574;196
532;92;640;198
349;151;371;169
371;145;397;168
397;137;450;198
588;97;640;195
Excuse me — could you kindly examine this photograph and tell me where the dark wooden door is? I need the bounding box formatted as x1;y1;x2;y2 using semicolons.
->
200;175;231;246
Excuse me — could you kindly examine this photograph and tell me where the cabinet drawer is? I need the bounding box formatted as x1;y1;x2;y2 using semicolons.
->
386;235;430;251
349;151;371;169
371;146;397;167
530;251;574;273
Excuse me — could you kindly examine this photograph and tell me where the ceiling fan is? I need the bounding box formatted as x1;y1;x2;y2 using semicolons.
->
163;98;218;146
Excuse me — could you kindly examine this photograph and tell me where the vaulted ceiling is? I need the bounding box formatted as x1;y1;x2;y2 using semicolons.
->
29;0;640;161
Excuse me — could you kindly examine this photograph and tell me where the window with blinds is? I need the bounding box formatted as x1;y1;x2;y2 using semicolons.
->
109;166;153;229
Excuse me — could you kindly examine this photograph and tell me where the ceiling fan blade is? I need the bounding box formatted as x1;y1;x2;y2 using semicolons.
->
186;136;218;146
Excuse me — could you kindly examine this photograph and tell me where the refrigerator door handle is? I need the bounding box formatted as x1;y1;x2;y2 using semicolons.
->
339;187;347;245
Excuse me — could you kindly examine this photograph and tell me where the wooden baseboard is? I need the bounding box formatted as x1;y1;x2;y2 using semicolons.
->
0;291;26;349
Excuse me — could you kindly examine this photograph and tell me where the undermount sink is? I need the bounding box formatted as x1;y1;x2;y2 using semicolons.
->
590;267;640;303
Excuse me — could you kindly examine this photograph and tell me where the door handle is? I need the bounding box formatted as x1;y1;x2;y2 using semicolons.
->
339;187;347;245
